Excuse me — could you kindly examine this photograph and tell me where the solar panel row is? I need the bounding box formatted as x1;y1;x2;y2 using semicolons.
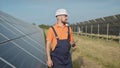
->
0;11;47;68
71;14;120;36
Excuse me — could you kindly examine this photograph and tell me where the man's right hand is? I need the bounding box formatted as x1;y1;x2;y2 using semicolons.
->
70;42;76;47
47;59;53;67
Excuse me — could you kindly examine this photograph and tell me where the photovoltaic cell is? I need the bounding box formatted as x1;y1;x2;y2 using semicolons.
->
95;18;105;23
0;11;47;68
0;58;13;68
0;33;7;43
115;14;120;19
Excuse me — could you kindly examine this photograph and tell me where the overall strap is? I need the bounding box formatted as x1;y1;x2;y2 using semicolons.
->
68;26;70;41
51;26;59;40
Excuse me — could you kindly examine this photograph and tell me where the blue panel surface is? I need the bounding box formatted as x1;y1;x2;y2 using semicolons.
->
0;11;47;68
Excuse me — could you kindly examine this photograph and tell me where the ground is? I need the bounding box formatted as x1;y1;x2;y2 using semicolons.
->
72;34;120;68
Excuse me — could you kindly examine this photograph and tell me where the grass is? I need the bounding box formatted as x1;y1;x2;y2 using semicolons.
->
72;34;120;68
44;29;120;68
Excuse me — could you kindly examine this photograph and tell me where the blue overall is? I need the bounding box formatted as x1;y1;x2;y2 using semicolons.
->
51;26;72;68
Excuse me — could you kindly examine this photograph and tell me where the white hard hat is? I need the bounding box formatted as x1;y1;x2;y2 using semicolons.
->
55;9;68;17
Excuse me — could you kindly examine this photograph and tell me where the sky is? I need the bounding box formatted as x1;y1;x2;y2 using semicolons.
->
0;0;120;25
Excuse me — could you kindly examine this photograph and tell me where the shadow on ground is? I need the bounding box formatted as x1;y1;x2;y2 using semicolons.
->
72;56;84;68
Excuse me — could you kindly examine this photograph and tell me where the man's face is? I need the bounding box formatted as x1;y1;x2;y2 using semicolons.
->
57;15;68;25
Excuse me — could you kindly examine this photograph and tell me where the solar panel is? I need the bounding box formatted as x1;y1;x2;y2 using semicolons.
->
104;16;116;23
0;11;47;68
95;18;105;23
115;14;120;19
89;20;96;23
83;21;90;24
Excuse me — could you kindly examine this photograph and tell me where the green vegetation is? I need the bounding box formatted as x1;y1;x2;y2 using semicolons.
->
72;34;120;68
39;24;50;29
39;25;49;43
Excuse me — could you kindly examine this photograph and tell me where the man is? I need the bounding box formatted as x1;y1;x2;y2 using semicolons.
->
46;8;76;68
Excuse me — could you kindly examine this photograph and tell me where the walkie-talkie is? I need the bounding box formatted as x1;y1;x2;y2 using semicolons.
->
71;40;78;47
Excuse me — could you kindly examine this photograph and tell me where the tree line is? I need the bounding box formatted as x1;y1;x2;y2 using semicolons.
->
39;24;50;29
